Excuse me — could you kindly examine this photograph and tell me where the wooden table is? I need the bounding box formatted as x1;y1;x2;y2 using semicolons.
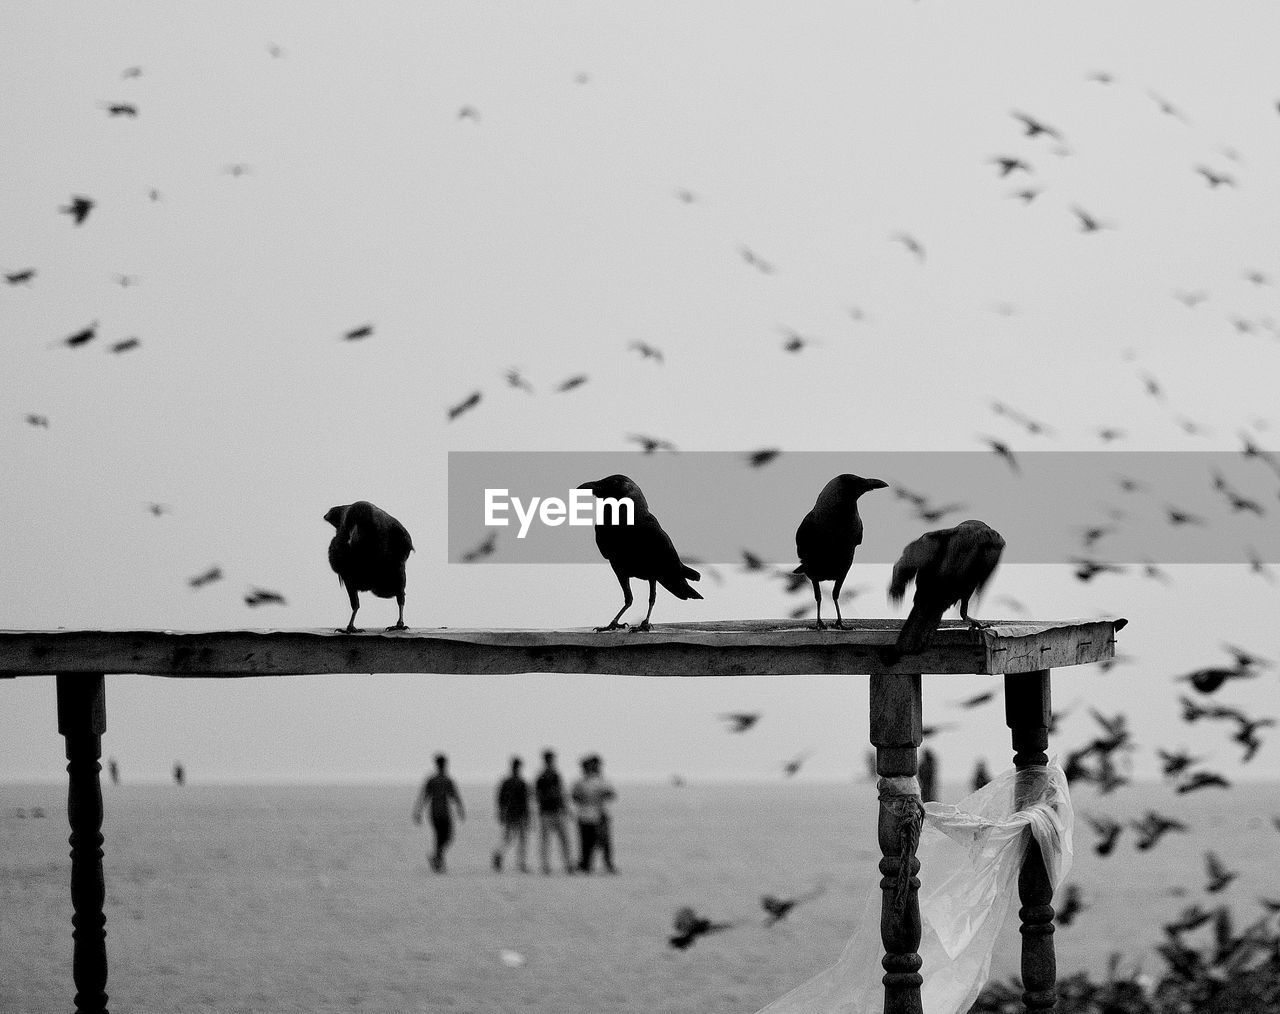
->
0;617;1125;1014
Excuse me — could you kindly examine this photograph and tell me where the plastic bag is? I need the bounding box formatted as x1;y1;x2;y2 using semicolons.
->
755;762;1073;1014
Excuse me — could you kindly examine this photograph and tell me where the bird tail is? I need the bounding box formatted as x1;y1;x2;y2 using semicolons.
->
791;564;805;575
895;601;946;657
660;570;703;601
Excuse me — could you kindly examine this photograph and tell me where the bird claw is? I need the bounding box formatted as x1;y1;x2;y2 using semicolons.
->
337;626;364;634
966;619;992;631
594;622;628;633
831;620;848;630
385;622;408;632
629;621;652;633
812;619;827;631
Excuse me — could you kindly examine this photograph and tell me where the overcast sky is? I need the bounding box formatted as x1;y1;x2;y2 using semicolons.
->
2;3;1279;786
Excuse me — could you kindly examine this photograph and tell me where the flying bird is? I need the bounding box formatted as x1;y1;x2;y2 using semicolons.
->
457;105;480;121
503;367;534;393
780;329;818;353
991;401;1053;436
1071;206;1112;232
556;374;588;392
1084;814;1123;856
628;341;663;364
990;156;1031;177
577;474;702;632
121;66;142;79
101;102;138;117
626;434;677;454
324;500;415;633
60;195;94;225
1055;884;1086;926
1173;289;1209;308
244;588;287;607
792;474;888;629
1156;748;1201;778
782;751;811;777
1072;557;1126;582
1195;166;1235;188
884;520;1005;661
57;321;98;348
1176;770;1231;794
1132;811;1189;851
955;690;996;709
4;269;35;285
24;414;50;428
1148;91;1189;122
668;907;733;950
978;437;1019;473
188;566;223;588
761;887;824;926
719;712;760;733
739;246;776;273
447;391;481;421
343;324;374;341
1203;851;1237;893
891;232;925;261
223;163;253;177
110;337;140;353
1011;111;1063;140
745;448;782;468
460;532;498;563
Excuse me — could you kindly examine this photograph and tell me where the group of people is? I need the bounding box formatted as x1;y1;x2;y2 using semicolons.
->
411;750;616;875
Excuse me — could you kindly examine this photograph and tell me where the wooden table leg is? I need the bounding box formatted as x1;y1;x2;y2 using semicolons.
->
1004;669;1056;1014
870;672;924;1014
57;673;110;1014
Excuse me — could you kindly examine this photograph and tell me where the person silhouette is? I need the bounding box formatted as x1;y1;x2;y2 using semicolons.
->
413;753;465;873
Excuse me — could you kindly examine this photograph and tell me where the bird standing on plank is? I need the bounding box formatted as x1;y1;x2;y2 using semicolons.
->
324;501;415;633
884;520;1005;661
792;474;888;629
577;474;701;632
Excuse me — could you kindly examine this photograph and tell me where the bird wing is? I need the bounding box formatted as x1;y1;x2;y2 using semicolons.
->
888;531;947;604
937;523;1005;599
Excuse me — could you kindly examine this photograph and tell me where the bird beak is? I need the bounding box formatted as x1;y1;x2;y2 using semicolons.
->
577;481;596;493
866;478;889;490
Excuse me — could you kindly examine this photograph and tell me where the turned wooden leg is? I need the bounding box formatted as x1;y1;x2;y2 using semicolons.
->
1004;670;1056;1014
870;672;925;1014
57;674;110;1014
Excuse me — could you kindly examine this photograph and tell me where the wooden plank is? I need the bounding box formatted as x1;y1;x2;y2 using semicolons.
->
0;619;1124;678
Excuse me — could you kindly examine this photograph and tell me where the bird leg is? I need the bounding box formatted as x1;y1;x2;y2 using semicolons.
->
831;576;847;630
630;580;658;633
595;572;632;632
809;577;826;630
338;588;363;634
385;593;408;632
959;596;990;631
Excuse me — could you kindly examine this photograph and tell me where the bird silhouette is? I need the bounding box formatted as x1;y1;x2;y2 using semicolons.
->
223;164;253;177
977;437;1019;473
1055;884;1086;926
955;690;996;709
1071;206;1112;233
885;520;1005;660
719;712;760;733
503;368;534;393
739;246;776;273
447;391;481;421
1174;289;1209;308
324;501;415;633
24;414;50;428
1132;811;1189;851
1195;166;1236;188
4;268;35;285
990;156;1032;177
1176;770;1231;794
1071;557;1126;582
781;751;811;777
792;474;888;629
577;474;702;632
244;588;287;607
109;337;140;354
343;324;374;341
1084;814;1123;856
668;907;734;950
460;532;498;563
626;434;677;454
1203;851;1237;893
188;566;223;588
556;374;588;393
745;448;782;468
891;232;926;261
101;102;138;117
628;341;664;364
56;322;98;349
1011;111;1062;140
1156;748;1202;778
60;196;94;225
761;887;824;926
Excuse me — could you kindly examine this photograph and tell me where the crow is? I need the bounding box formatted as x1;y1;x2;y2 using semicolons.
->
891;232;925;261
990;156;1032;177
244;588;287;607
447;391;481;421
745;448;782;468
4;268;35;285
324;501;414;633
1157;748;1201;778
884;520;1005;660
460;532;497;563
1071;206;1111;232
110;337;140;354
739;245;775;273
1084;814;1123;856
188;566;222;588
343;324;374;341
577;474;701;631
1204;851;1237;893
1133;811;1189;851
556;374;588;392
25;413;50;428
627;433;677;454
628;341;664;364
504;367;534;393
101;102;138;117
1195;166;1235;188
761;887;824;926
1011;110;1063;140
60;195;94;225
719;712;760;733
1055;884;1086;926
792;474;888;630
669;906;733;950
978;437;1019;473
782;751;811;777
955;690;996;709
1176;770;1231;794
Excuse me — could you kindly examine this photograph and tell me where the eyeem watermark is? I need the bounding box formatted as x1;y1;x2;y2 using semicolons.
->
484;488;634;539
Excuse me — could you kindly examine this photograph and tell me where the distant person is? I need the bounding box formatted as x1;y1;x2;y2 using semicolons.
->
492;756;531;873
534;750;575;875
918;747;938;803
412;753;465;873
108;758;119;785
172;762;185;786
572;754;617;874
971;758;991;792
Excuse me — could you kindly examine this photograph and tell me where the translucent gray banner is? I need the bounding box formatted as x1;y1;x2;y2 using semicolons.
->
447;451;1279;565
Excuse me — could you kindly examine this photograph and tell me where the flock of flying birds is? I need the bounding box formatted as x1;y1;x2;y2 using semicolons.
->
7;44;1280;956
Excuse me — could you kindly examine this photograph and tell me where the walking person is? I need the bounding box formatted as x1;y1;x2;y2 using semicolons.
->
492;756;531;873
571;754;617;874
412;753;465;873
534;749;575;875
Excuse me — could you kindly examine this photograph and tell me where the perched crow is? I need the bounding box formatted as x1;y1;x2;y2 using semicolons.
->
324;501;415;633
884;520;1005;661
577;474;701;632
792;474;888;630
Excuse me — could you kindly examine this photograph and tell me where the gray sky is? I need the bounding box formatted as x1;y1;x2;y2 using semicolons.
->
2;3;1279;784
